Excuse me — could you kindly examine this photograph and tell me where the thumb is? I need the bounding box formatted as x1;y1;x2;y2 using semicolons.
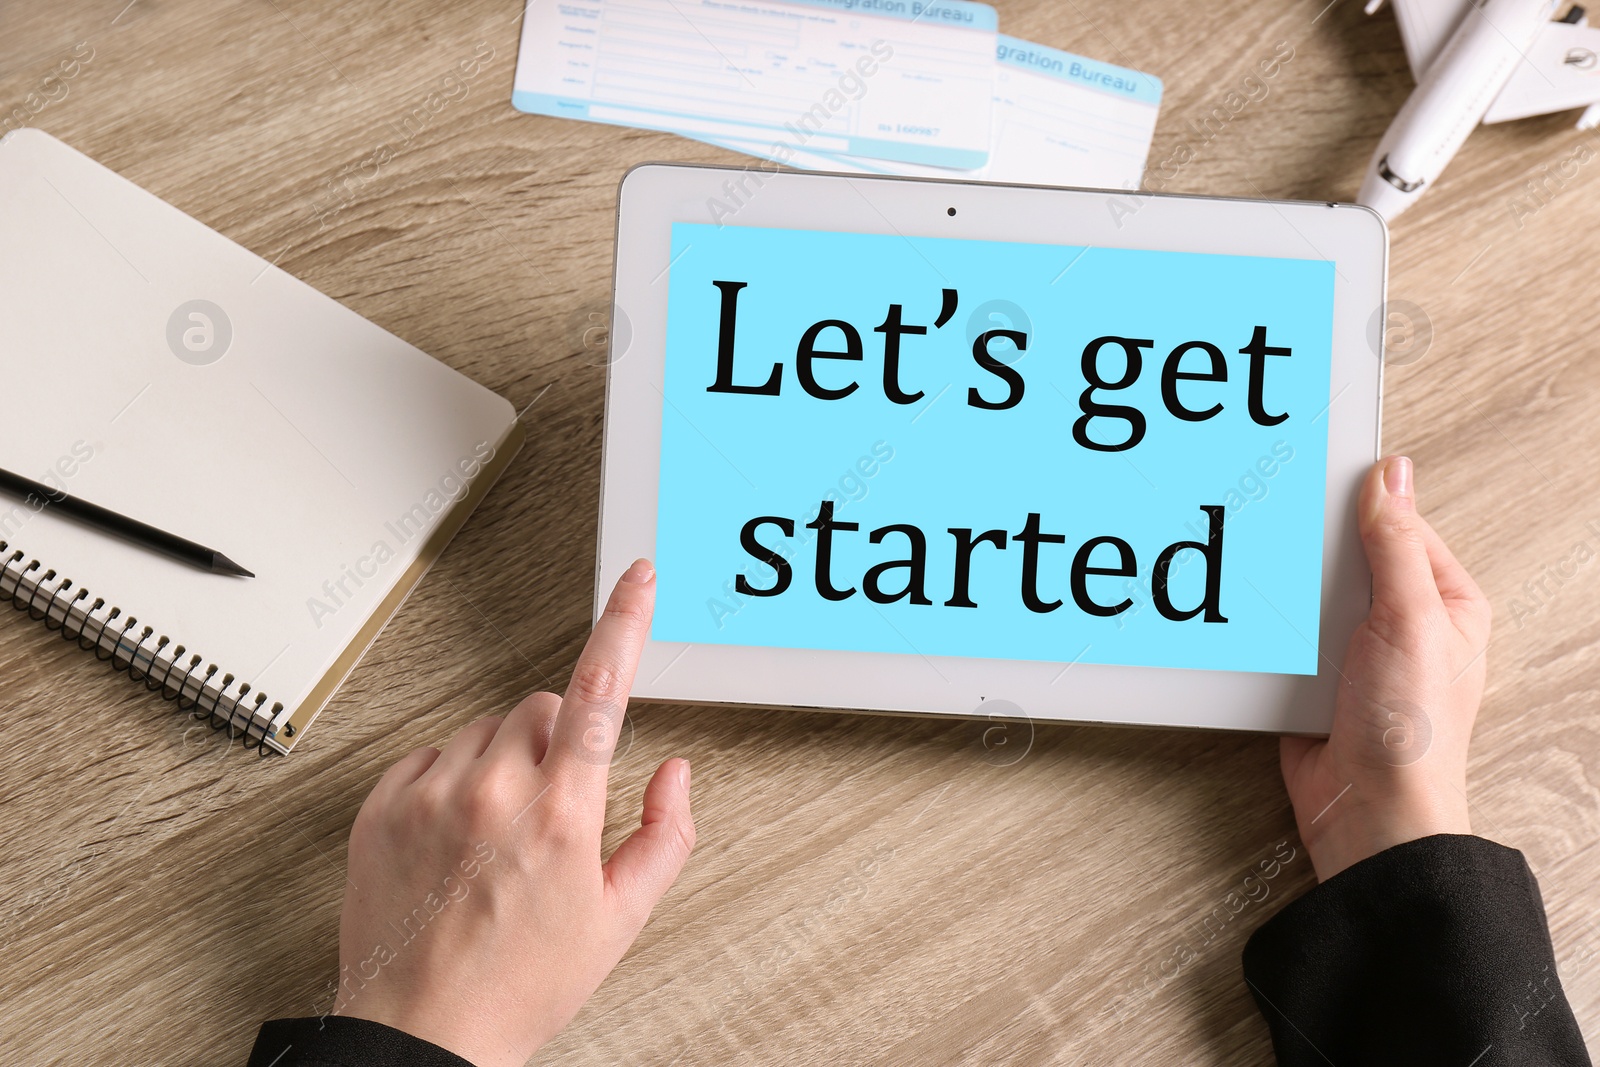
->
1358;456;1441;621
1279;734;1319;793
603;758;695;929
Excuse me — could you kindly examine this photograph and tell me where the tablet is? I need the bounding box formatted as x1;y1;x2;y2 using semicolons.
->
600;164;1386;734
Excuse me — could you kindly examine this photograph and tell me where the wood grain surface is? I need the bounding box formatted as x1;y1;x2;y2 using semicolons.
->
2;2;1598;1063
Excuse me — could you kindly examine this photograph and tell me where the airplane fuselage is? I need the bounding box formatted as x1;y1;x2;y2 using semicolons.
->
1359;0;1561;219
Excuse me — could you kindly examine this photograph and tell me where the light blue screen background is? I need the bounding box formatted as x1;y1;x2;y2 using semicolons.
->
653;223;1335;674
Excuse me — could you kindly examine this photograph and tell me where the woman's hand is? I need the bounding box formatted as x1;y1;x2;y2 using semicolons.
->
1281;457;1492;882
333;559;694;1066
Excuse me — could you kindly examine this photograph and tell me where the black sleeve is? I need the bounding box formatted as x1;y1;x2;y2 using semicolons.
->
248;1016;478;1067
1242;833;1592;1066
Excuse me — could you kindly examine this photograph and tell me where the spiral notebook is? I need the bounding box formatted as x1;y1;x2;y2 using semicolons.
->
0;129;524;754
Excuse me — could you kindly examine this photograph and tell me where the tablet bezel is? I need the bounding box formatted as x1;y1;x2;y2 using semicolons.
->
601;163;1386;735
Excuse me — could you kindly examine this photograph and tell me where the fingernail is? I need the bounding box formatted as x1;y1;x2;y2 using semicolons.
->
622;558;655;584
678;759;691;790
1384;456;1413;502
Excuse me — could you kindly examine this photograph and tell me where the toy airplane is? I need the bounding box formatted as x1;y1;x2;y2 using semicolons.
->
1359;0;1600;219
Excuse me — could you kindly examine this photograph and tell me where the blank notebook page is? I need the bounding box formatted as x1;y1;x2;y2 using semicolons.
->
0;129;518;751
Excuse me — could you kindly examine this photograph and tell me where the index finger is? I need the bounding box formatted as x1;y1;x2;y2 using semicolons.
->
546;558;656;785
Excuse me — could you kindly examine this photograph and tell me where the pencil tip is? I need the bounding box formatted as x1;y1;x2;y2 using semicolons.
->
215;553;255;578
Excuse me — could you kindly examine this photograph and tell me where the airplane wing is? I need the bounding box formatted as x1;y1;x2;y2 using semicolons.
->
1484;19;1600;120
1369;0;1474;79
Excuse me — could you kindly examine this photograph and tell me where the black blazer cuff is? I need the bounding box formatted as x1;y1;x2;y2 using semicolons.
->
1242;833;1590;1067
249;1016;478;1067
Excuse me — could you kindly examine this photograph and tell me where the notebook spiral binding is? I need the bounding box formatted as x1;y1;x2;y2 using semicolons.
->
1;541;283;756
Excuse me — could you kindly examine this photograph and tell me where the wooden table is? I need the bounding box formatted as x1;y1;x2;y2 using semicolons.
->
3;2;1597;1063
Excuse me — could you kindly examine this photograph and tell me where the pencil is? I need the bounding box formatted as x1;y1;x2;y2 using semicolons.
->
0;467;254;578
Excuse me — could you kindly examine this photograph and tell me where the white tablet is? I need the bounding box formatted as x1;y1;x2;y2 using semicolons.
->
599;164;1386;734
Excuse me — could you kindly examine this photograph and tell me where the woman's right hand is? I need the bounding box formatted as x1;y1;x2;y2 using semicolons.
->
1279;456;1493;882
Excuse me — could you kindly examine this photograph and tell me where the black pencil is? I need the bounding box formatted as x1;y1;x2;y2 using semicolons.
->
0;467;254;578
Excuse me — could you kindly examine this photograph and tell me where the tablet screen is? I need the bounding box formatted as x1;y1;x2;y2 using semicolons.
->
651;223;1336;674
